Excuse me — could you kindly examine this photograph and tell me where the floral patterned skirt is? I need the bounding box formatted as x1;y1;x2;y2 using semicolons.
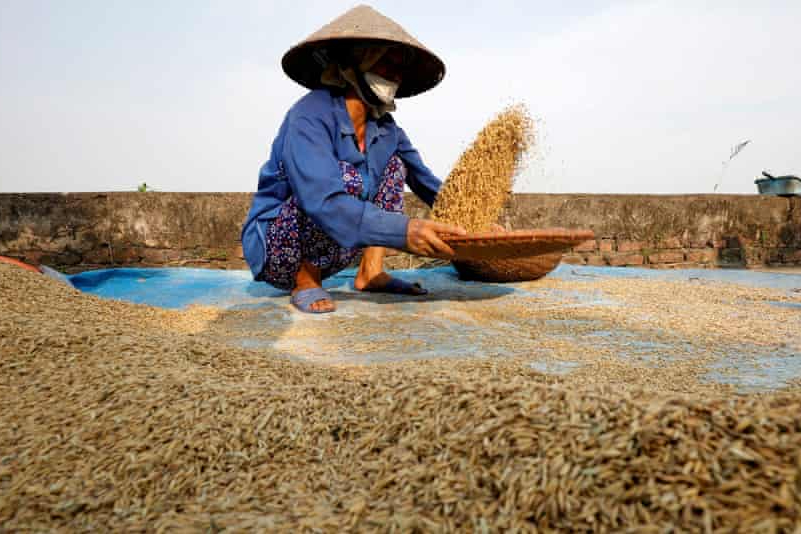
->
260;154;406;290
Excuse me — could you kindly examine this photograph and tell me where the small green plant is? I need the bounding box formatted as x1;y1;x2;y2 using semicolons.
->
206;249;229;261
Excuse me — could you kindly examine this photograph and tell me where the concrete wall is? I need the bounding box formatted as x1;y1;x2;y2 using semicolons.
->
1;193;799;272
0;193;249;272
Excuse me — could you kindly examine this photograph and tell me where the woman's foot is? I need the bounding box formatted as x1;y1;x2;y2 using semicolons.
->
355;271;428;295
354;247;427;295
292;261;335;313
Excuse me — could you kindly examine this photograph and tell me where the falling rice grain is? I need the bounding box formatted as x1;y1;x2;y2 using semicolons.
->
431;104;534;232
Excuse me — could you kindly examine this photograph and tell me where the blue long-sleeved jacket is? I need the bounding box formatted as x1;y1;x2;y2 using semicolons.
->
241;89;442;279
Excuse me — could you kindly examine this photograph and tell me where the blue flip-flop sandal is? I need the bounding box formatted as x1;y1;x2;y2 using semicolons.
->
291;287;335;313
363;277;428;296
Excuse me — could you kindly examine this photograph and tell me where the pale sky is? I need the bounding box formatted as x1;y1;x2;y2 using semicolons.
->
1;0;799;194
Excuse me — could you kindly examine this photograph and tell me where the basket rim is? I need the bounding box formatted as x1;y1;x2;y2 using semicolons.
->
441;228;595;245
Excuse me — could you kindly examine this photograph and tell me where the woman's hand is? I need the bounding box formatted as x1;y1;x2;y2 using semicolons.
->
405;219;466;259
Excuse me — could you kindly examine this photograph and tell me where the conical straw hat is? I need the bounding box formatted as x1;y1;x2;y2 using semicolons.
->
282;5;445;98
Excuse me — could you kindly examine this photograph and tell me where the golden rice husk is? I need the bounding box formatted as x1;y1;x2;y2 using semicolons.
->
431;105;534;231
1;263;800;532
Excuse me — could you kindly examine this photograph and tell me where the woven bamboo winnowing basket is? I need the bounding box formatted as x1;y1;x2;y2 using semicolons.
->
442;229;595;283
452;252;563;282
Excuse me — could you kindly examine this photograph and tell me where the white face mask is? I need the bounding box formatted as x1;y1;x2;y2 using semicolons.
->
364;72;399;105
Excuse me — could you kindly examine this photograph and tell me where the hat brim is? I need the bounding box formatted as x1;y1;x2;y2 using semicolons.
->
282;37;445;98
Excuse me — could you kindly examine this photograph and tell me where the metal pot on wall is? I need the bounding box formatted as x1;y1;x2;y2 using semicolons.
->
755;171;801;197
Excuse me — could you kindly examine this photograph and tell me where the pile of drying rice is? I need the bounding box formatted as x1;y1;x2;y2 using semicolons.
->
1;263;800;531
431;105;533;232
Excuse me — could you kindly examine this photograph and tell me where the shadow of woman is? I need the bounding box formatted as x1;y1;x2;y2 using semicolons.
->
321;266;517;304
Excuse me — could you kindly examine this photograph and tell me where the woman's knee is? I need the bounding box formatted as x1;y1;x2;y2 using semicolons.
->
340;161;365;198
374;154;406;212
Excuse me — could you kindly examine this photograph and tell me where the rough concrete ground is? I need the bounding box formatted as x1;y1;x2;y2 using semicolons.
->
71;264;801;394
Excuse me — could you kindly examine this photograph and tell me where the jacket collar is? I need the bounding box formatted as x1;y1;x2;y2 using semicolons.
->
334;94;355;135
334;93;393;137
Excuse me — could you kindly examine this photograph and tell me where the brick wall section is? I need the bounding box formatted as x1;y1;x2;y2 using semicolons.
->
1;193;799;272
